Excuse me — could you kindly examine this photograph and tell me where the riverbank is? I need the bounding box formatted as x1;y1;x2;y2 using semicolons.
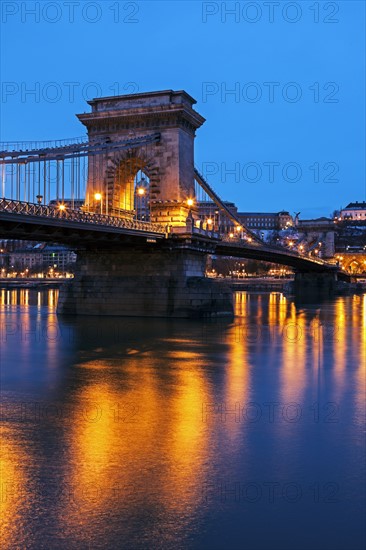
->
0;278;68;289
227;278;293;291
225;277;366;295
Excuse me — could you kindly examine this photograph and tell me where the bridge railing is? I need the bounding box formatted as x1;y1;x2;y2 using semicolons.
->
0;136;88;152
0;198;166;235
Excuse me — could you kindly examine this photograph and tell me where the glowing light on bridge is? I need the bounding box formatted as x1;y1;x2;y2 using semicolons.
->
94;193;102;201
187;198;194;207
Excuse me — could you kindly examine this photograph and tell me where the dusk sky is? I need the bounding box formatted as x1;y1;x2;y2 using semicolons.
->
1;0;365;217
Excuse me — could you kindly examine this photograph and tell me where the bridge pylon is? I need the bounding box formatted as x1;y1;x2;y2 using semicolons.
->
78;90;205;225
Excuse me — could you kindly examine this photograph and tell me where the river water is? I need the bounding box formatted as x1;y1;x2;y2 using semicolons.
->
0;289;365;550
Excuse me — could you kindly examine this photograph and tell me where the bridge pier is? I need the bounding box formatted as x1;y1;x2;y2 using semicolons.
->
294;270;338;301
57;248;233;318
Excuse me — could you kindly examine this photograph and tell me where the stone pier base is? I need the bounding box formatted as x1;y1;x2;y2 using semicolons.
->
57;248;234;318
294;271;337;302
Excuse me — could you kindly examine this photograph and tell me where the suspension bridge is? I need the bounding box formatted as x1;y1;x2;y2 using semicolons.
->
0;90;344;317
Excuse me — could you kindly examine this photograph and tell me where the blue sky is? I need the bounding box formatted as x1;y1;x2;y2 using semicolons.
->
1;0;365;217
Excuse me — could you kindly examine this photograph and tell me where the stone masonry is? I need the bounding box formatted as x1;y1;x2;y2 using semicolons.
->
78;90;205;225
57;248;233;318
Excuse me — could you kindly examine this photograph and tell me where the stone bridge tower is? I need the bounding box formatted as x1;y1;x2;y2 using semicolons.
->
77;90;205;225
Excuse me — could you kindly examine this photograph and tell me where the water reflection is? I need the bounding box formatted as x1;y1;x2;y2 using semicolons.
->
0;290;365;549
0;287;58;308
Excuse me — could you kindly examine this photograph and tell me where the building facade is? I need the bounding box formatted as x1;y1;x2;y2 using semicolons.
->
8;244;76;273
340;201;366;221
197;202;293;231
237;211;293;230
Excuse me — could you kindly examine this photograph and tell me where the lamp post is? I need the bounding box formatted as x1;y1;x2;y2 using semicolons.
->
94;192;102;214
58;203;66;217
186;198;194;232
136;187;145;220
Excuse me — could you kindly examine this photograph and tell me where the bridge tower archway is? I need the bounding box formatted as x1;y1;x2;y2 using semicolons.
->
104;147;157;217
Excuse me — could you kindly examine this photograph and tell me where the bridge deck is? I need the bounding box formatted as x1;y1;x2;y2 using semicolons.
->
0;198;348;280
0;199;166;244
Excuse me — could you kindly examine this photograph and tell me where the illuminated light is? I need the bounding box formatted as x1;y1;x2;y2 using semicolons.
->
207;218;213;225
137;187;145;196
229;232;234;238
58;204;66;211
247;237;252;243
236;225;242;232
187;198;194;207
288;241;294;247
315;249;319;254
94;192;102;201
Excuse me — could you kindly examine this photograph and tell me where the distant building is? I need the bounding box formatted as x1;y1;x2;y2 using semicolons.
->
197;202;293;231
41;244;77;271
8;244;76;272
340;201;366;221
237;211;293;230
9;249;43;270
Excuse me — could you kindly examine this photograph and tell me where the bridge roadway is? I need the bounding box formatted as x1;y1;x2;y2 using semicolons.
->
0;198;166;245
0;198;348;280
215;240;336;272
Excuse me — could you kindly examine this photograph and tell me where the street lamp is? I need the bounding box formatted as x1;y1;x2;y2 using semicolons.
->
36;195;43;205
187;198;194;207
136;187;145;220
94;192;102;214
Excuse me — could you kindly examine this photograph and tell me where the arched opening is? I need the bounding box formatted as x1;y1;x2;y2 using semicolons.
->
113;157;143;213
104;150;158;219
